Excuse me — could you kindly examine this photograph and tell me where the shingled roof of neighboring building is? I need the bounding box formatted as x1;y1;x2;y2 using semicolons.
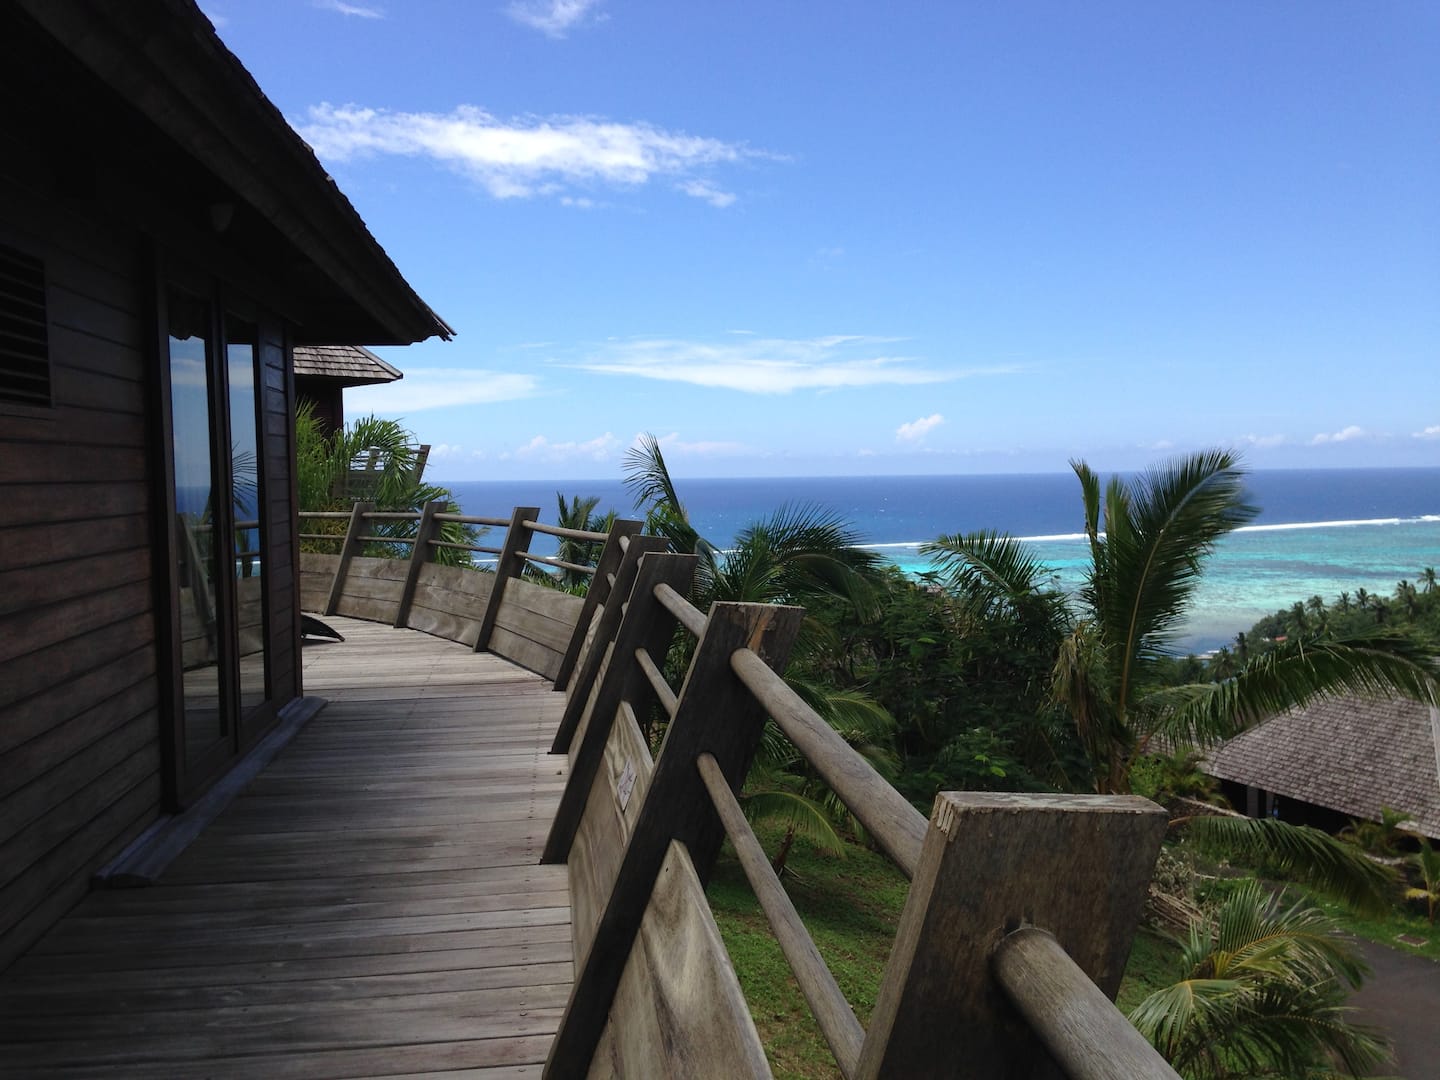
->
1204;695;1440;839
293;345;403;388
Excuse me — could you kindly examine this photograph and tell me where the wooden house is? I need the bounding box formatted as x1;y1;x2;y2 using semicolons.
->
1204;695;1440;840
0;0;450;968
293;343;404;435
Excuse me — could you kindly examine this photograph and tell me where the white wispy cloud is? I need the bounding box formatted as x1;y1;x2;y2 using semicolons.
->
1310;424;1366;445
508;432;621;463
202;8;229;29
1413;425;1440;440
426;443;466;460
315;0;384;17
677;179;736;208
896;414;944;442
505;0;602;37
1238;433;1287;448
345;368;540;413
648;431;754;457
574;335;1010;394
297;103;759;204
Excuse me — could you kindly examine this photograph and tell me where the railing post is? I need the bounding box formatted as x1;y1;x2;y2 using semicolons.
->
550;532;672;753
855;792;1169;1079
393;499;445;628
541;550;698;864
543;600;804;1079
324;500;373;616
551;518;644;692
473;505;539;653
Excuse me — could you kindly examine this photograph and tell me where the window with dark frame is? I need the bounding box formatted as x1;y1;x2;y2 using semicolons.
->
0;241;51;408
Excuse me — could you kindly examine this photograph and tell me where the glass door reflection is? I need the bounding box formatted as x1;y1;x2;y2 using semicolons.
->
167;286;229;765
227;316;269;716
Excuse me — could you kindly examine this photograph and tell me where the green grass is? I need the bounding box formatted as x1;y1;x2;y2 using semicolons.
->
709;823;909;1079
1274;882;1440;963
709;823;1182;1079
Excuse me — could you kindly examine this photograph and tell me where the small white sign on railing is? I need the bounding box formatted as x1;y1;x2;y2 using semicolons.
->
617;759;637;810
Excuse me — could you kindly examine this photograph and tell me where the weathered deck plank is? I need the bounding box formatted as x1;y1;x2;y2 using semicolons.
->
0;617;572;1076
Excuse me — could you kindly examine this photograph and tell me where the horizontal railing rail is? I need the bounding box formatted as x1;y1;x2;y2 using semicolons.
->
543;549;1177;1079
297;502;645;681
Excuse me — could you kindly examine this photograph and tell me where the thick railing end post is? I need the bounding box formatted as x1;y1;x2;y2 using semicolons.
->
856;791;1168;1079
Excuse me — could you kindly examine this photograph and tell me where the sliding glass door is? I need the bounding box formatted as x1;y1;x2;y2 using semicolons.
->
162;283;272;802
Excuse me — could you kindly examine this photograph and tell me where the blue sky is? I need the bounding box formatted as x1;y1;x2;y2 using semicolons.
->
211;1;1438;481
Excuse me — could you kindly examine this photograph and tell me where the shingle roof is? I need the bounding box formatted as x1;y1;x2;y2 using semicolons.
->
1203;696;1440;838
292;344;403;387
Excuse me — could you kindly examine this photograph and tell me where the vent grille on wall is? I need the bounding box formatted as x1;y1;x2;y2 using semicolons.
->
0;242;51;408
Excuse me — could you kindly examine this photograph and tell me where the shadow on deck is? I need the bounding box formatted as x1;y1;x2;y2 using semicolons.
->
0;618;571;1078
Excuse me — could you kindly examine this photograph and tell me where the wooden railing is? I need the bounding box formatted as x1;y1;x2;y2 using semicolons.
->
542;545;1180;1079
297;503;640;680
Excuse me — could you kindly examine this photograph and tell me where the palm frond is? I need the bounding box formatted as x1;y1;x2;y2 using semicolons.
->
1131;878;1389;1077
623;433;687;519
921;529;1066;626
1087;450;1256;715
738;789;847;858
1185;816;1397;917
1144;631;1438;746
734;502;887;613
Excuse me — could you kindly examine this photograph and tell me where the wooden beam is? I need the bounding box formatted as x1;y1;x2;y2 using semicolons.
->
393;500;445;628
540;552;697;865
473;507;539;654
542;600;802;1078
855;791;1169;1079
551;519;643;692
324;501;373;617
993;928;1181;1080
549;534;671;754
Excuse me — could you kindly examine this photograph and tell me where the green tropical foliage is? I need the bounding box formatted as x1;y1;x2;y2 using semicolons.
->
550;492;617;591
1338;806;1416;859
295;404;478;564
1129;879;1389;1078
1404;837;1440;924
624;433;885;612
924;450;1437;797
623;433;899;865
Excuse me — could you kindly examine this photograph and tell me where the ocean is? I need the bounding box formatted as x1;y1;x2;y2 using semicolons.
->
440;467;1440;654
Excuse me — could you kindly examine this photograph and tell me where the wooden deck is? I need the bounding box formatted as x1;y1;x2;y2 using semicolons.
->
0;618;572;1078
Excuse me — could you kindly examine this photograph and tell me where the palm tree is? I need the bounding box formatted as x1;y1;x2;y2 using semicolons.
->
553;492;616;590
1335;591;1351;613
1354;588;1370;612
1287;601;1310;637
1128;879;1389;1078
623;433;895;865
924;449;1437;909
1338;805;1415;858
295;405;478;563
623;434;885;611
1420;566;1437;595
1234;631;1250;663
1406;837;1440;924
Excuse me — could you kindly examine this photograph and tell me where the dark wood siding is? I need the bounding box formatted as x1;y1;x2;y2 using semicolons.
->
0;173;163;970
260;327;300;704
0;174;304;970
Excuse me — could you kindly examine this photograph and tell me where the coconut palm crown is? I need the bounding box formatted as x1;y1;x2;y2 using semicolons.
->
925;449;1438;796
